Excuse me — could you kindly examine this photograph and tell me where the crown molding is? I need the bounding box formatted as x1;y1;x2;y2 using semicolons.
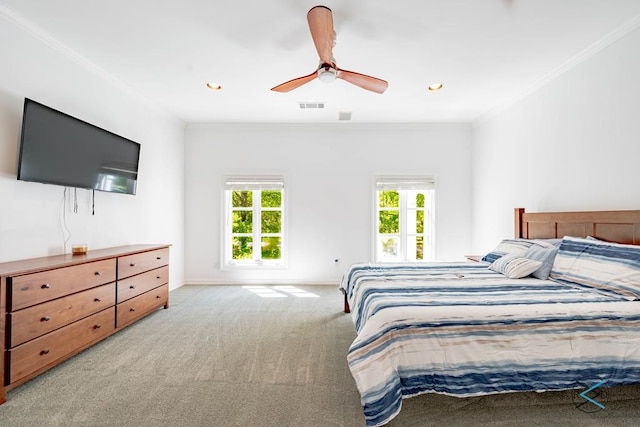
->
0;5;182;124
474;14;640;126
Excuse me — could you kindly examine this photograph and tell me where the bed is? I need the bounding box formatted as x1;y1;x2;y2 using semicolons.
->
340;208;640;427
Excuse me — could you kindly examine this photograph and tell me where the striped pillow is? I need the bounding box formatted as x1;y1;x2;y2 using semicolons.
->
489;255;543;279
549;236;640;300
523;243;558;280
481;239;537;263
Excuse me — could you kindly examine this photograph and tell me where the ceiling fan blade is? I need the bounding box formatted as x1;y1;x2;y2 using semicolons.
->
307;6;335;64
336;68;388;94
271;71;317;92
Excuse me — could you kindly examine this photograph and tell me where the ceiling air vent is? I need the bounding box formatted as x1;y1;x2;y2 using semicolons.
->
298;102;325;109
338;111;352;121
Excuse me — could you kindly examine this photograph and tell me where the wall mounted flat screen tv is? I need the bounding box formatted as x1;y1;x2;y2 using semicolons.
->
17;98;141;195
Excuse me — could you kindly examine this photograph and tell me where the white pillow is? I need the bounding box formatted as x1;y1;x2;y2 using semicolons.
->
489;255;543;279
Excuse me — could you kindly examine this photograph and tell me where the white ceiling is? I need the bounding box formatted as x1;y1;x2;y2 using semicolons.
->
2;0;640;124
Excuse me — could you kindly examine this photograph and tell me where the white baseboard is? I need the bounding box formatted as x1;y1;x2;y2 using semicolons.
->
181;280;339;287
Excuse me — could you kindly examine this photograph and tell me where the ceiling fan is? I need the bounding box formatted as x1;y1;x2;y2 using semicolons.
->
271;5;388;94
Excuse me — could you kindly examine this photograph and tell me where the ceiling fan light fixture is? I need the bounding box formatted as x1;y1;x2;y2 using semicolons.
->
428;82;443;91
206;82;222;90
317;66;337;83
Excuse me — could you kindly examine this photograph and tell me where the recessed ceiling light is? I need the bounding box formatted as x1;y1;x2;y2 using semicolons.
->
206;82;222;90
428;82;443;91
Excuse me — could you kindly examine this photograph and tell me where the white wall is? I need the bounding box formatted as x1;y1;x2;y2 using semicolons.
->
471;26;640;254
185;123;472;285
0;11;185;290
15;6;635;288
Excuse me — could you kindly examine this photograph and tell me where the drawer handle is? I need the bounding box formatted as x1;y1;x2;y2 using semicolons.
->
156;295;161;299
41;283;51;289
129;285;135;289
94;324;102;329
130;307;136;312
41;316;51;322
130;263;136;267
156;256;161;260
156;276;161;279
95;271;102;276
94;298;102;302
40;349;50;355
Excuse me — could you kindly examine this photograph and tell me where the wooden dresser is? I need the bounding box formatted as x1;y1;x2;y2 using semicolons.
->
0;244;170;404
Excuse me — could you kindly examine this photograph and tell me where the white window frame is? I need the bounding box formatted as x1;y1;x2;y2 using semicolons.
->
222;176;287;269
373;176;436;262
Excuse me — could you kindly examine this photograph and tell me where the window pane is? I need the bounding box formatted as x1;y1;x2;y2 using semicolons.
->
379;211;399;233
261;190;282;208
261;211;281;233
379;190;399;208
407;191;425;208
232;211;252;233
261;237;281;260
232;237;253;260
404;236;424;261
378;237;399;261
232;191;252;207
416;210;424;233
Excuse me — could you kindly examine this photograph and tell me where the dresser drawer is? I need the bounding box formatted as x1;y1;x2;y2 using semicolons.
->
8;308;115;384
9;259;116;311
118;248;169;279
117;266;168;303
9;283;116;347
117;284;168;328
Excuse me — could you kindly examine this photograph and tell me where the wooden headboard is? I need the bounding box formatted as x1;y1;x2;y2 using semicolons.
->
514;208;640;245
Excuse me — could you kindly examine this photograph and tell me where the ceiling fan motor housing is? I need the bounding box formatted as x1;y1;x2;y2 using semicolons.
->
317;64;337;82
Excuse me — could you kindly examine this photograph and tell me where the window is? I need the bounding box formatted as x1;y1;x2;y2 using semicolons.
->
375;177;435;262
223;177;285;268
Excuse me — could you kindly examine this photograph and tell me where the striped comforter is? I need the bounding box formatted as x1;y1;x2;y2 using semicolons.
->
340;262;640;426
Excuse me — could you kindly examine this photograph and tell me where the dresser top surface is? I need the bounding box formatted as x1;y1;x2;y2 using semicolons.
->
0;244;170;277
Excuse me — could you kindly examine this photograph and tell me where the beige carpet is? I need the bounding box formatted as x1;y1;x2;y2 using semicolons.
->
1;285;639;427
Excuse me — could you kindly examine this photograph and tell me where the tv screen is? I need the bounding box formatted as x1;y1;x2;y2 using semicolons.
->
17;98;140;195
